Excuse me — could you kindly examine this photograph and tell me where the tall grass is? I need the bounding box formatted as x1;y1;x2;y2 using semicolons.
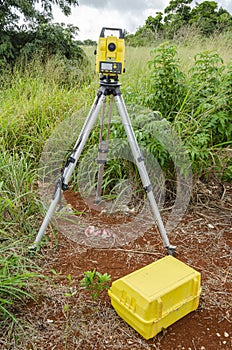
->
0;150;42;239
0;243;42;324
177;31;232;71
0;53;101;326
0;148;45;325
0;56;96;158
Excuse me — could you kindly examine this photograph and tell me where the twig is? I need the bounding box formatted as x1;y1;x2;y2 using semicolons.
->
220;184;226;201
196;211;212;220
192;339;197;350
95;247;160;256
222;270;230;285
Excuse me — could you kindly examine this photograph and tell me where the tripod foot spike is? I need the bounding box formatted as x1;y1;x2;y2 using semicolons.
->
28;243;40;257
166;245;176;256
28;242;39;251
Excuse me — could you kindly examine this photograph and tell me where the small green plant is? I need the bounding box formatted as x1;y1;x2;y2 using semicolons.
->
80;269;111;300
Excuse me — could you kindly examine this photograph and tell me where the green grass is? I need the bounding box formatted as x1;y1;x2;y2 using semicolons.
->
0;54;98;327
0;149;45;326
0;59;96;158
0;245;42;323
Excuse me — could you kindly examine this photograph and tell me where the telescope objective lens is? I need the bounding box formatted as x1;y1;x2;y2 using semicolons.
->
108;42;116;52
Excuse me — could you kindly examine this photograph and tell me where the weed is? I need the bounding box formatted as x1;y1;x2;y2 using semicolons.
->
80;269;111;300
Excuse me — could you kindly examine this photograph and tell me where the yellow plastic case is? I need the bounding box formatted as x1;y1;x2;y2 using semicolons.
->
108;256;201;339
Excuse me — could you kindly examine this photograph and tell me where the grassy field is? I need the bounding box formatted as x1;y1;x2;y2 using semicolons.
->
0;32;232;346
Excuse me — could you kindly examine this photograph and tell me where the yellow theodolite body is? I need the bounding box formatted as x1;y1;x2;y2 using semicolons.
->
95;27;125;76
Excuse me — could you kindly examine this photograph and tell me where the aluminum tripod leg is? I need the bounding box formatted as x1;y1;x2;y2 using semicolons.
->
95;96;113;203
115;93;176;255
30;90;107;249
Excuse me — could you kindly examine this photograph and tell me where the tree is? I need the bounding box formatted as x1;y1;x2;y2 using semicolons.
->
145;13;164;33
190;1;232;35
0;0;79;31
131;0;232;44
217;7;232;32
164;0;193;37
164;0;192;21
190;1;219;35
0;0;82;67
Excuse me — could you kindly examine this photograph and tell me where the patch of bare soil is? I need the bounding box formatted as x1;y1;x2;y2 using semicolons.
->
1;184;231;350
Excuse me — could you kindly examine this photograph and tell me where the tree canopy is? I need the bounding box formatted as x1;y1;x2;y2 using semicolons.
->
0;0;79;31
0;0;82;68
126;0;232;45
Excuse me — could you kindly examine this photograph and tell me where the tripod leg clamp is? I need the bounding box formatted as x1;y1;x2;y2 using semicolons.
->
137;156;145;162
65;156;75;167
144;184;153;193
97;159;107;164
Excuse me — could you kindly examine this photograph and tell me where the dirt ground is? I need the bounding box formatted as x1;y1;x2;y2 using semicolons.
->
2;182;231;350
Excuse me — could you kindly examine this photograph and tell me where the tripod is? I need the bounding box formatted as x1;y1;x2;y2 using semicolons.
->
31;76;176;255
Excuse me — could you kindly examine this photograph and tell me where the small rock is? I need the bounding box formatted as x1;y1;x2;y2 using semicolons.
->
216;332;221;337
200;347;206;350
122;205;135;214
208;223;214;229
224;331;229;337
46;319;54;323
223;341;227;345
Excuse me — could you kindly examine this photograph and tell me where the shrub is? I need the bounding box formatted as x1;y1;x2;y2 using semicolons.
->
144;42;186;120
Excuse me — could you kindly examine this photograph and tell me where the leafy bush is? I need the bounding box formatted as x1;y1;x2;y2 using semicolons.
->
133;43;231;179
144;42;186;120
21;23;83;60
0;23;88;84
187;51;228;141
